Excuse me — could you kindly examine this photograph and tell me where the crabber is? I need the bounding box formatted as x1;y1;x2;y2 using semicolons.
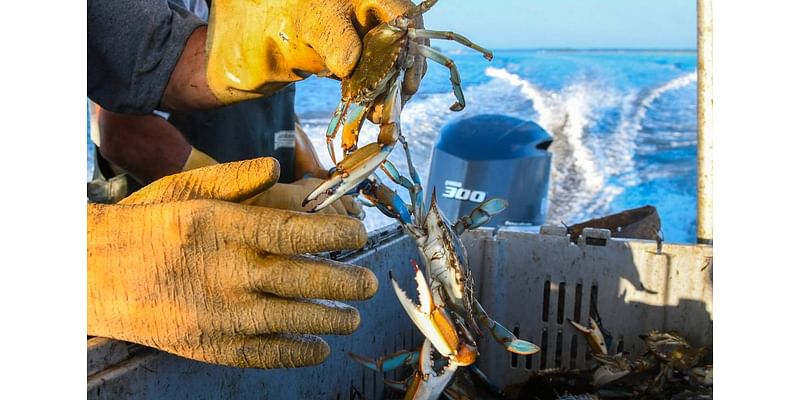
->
303;0;493;211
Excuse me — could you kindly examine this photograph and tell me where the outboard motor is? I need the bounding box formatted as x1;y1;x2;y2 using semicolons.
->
425;114;553;227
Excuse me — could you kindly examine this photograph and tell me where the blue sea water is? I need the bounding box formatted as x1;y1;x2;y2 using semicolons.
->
295;50;698;243
87;50;698;244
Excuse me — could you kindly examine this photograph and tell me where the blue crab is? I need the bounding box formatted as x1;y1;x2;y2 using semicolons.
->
303;0;493;211
368;137;540;358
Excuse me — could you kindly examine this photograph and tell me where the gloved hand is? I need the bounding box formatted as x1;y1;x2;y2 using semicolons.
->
88;158;378;369
206;0;425;104
178;149;362;218
245;177;365;219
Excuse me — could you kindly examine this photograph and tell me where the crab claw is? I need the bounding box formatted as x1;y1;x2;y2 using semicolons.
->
473;301;540;355
348;350;419;373
569;318;608;355
592;353;632;387
453;197;509;235
382;378;412;393
390;261;477;366
359;176;413;224
406;339;458;400
303;142;393;212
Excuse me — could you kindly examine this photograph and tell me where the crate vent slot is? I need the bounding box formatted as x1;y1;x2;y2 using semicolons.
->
372;367;377;400
361;369;366;398
585;237;607;246
617;336;625;354
569;335;579;369
557;282;566;324
542;280;551;322
573;282;583;322
511;326;520;368
539;329;549;370
555;330;564;368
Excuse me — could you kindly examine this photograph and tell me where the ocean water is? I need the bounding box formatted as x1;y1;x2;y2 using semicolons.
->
295;50;698;243
87;50;698;244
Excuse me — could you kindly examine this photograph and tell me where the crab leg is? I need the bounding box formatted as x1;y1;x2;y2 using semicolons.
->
403;0;439;18
380;160;416;191
377;142;425;224
325;101;369;164
474;301;540;355
408;29;493;61
452;198;508;235
325;101;348;164
390;261;477;367
384;377;413;393
399;135;426;221
340;103;369;157
348;349;419;373
412;43;467;111
359;175;413;224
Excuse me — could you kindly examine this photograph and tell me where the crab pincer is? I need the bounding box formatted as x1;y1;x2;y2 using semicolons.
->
390;260;478;367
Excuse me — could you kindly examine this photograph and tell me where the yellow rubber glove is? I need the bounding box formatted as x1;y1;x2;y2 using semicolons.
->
88;158;378;369
206;0;423;104
179;148;362;218
245;177;365;219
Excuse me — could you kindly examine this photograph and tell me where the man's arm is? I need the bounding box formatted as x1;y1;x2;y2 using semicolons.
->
293;121;328;181
159;26;222;113
88;0;219;115
97;109;193;185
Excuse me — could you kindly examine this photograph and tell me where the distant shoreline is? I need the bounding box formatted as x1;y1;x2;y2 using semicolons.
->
489;48;697;54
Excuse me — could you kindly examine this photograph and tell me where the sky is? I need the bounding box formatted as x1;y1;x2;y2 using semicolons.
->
422;0;697;50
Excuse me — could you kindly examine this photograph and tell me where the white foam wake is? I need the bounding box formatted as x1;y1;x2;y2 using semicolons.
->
484;67;610;222
301;67;696;230
609;71;698;185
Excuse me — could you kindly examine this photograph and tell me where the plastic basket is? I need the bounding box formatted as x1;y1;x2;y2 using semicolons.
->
87;226;712;399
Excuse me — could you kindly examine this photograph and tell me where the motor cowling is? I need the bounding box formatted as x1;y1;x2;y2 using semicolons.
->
425;114;552;227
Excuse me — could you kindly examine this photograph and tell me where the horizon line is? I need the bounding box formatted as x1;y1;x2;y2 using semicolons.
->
487;48;697;52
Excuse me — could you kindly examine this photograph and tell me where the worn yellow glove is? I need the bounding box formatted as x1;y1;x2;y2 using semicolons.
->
245;177;365;219
179;149;362;218
206;0;423;103
88;158;377;369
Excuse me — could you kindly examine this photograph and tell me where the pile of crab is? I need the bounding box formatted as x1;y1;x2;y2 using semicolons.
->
504;319;712;400
301;1;541;398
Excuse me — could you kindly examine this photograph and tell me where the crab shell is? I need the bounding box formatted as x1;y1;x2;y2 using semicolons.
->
415;195;475;320
341;17;414;103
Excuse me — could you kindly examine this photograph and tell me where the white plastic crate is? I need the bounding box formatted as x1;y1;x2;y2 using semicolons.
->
462;226;713;389
87;226;712;398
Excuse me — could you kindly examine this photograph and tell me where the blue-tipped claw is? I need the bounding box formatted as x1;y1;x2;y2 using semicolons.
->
303;143;393;212
359;177;413;224
474;301;540;355
453;198;509;235
348;350;419;373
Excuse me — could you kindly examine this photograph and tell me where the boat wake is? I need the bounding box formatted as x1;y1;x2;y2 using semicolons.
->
301;67;697;232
